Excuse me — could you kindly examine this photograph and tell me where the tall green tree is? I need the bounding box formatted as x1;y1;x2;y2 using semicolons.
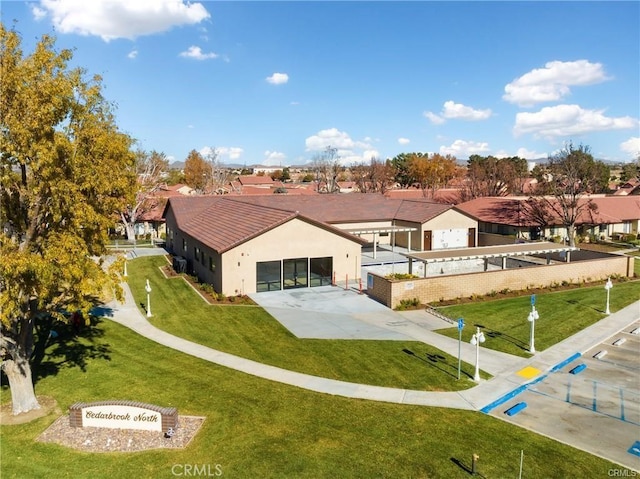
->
619;155;640;182
0;25;136;414
464;155;528;199
390;152;424;188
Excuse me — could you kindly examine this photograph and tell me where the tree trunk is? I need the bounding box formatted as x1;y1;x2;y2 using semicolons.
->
124;222;135;241
568;224;576;247
2;356;40;415
120;212;136;241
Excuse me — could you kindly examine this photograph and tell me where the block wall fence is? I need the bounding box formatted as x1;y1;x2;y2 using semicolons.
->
367;255;634;309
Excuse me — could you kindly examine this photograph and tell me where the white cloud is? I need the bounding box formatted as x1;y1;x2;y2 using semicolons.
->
179;45;218;60
424;101;491;124
494;148;546;160
423;111;446;125
34;0;210;41
199;146;243;161
263;151;286;166
620;137;640;159
514;104;638;138
217;147;244;161
515;147;546;160
442;101;492;120
439;140;490;158
305;128;370;152
398;138;411;145
266;73;289;85
127;49;138;59
31;5;47;20
304;128;375;165
339;149;381;165
503;60;610;106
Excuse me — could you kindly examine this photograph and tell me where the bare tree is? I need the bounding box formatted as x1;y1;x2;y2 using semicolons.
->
312;146;341;193
529;142;606;246
203;148;231;194
120;150;168;240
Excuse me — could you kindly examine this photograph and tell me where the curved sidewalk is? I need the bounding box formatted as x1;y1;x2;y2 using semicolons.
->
105;282;640;412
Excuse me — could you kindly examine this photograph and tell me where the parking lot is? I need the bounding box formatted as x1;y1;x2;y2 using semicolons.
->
491;321;640;472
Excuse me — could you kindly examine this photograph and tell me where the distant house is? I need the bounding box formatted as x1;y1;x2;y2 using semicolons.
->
337;181;358;193
456;195;640;241
613;178;640;196
135;184;194;238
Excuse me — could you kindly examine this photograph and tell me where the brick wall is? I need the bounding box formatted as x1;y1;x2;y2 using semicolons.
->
368;255;633;308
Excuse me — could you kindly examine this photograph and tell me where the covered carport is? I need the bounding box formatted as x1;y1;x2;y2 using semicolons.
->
402;242;579;277
343;225;419;259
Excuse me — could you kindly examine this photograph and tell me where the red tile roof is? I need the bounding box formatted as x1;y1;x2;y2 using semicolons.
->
384;188;462;204
457;195;640;226
166;196;367;253
238;175;275;186
164;194;466;252
227;194;407;223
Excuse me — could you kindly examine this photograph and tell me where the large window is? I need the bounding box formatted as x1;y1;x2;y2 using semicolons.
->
256;261;281;292
283;258;308;289
310;257;332;287
257;256;333;292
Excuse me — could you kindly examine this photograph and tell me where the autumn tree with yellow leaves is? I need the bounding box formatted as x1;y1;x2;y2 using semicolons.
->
0;25;136;414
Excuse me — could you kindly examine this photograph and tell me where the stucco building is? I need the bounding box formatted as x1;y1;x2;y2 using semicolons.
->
164;194;477;295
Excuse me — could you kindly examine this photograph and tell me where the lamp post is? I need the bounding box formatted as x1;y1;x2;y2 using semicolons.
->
145;279;152;318
604;277;613;315
470;326;485;382
123;255;128;277
457;318;465;380
527;307;539;354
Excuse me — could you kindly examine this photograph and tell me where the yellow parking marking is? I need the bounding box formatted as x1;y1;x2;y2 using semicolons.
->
517;366;541;379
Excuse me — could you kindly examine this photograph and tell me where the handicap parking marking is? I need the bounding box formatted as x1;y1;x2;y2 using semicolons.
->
516;366;541;379
628;441;640;457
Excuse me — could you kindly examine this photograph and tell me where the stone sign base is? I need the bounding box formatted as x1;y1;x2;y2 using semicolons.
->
69;400;178;433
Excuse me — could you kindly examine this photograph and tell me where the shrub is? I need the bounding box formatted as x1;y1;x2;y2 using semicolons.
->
385;273;419;280
395;298;420;311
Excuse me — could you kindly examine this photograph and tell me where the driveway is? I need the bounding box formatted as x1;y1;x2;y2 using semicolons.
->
249;286;414;340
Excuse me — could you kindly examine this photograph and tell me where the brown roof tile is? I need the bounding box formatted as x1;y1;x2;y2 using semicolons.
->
166;196;367;253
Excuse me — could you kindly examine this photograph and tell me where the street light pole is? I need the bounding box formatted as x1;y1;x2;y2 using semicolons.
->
145;279;152;318
528;306;539;354
470;326;485;382
457;318;465;380
604;277;613;315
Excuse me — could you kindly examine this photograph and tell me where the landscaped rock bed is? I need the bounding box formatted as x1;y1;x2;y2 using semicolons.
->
37;415;206;452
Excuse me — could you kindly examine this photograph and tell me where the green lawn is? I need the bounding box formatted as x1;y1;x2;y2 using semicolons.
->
435;280;640;357
1;318;621;479
125;256;487;390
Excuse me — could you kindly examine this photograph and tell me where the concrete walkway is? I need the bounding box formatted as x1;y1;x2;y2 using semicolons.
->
104;275;640;412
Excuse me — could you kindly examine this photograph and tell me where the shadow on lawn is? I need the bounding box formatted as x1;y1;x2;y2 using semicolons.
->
450;457;487;478
475;323;529;352
402;348;468;380
31;306;115;383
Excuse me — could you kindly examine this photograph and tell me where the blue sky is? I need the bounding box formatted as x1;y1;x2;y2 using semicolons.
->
3;1;639;165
